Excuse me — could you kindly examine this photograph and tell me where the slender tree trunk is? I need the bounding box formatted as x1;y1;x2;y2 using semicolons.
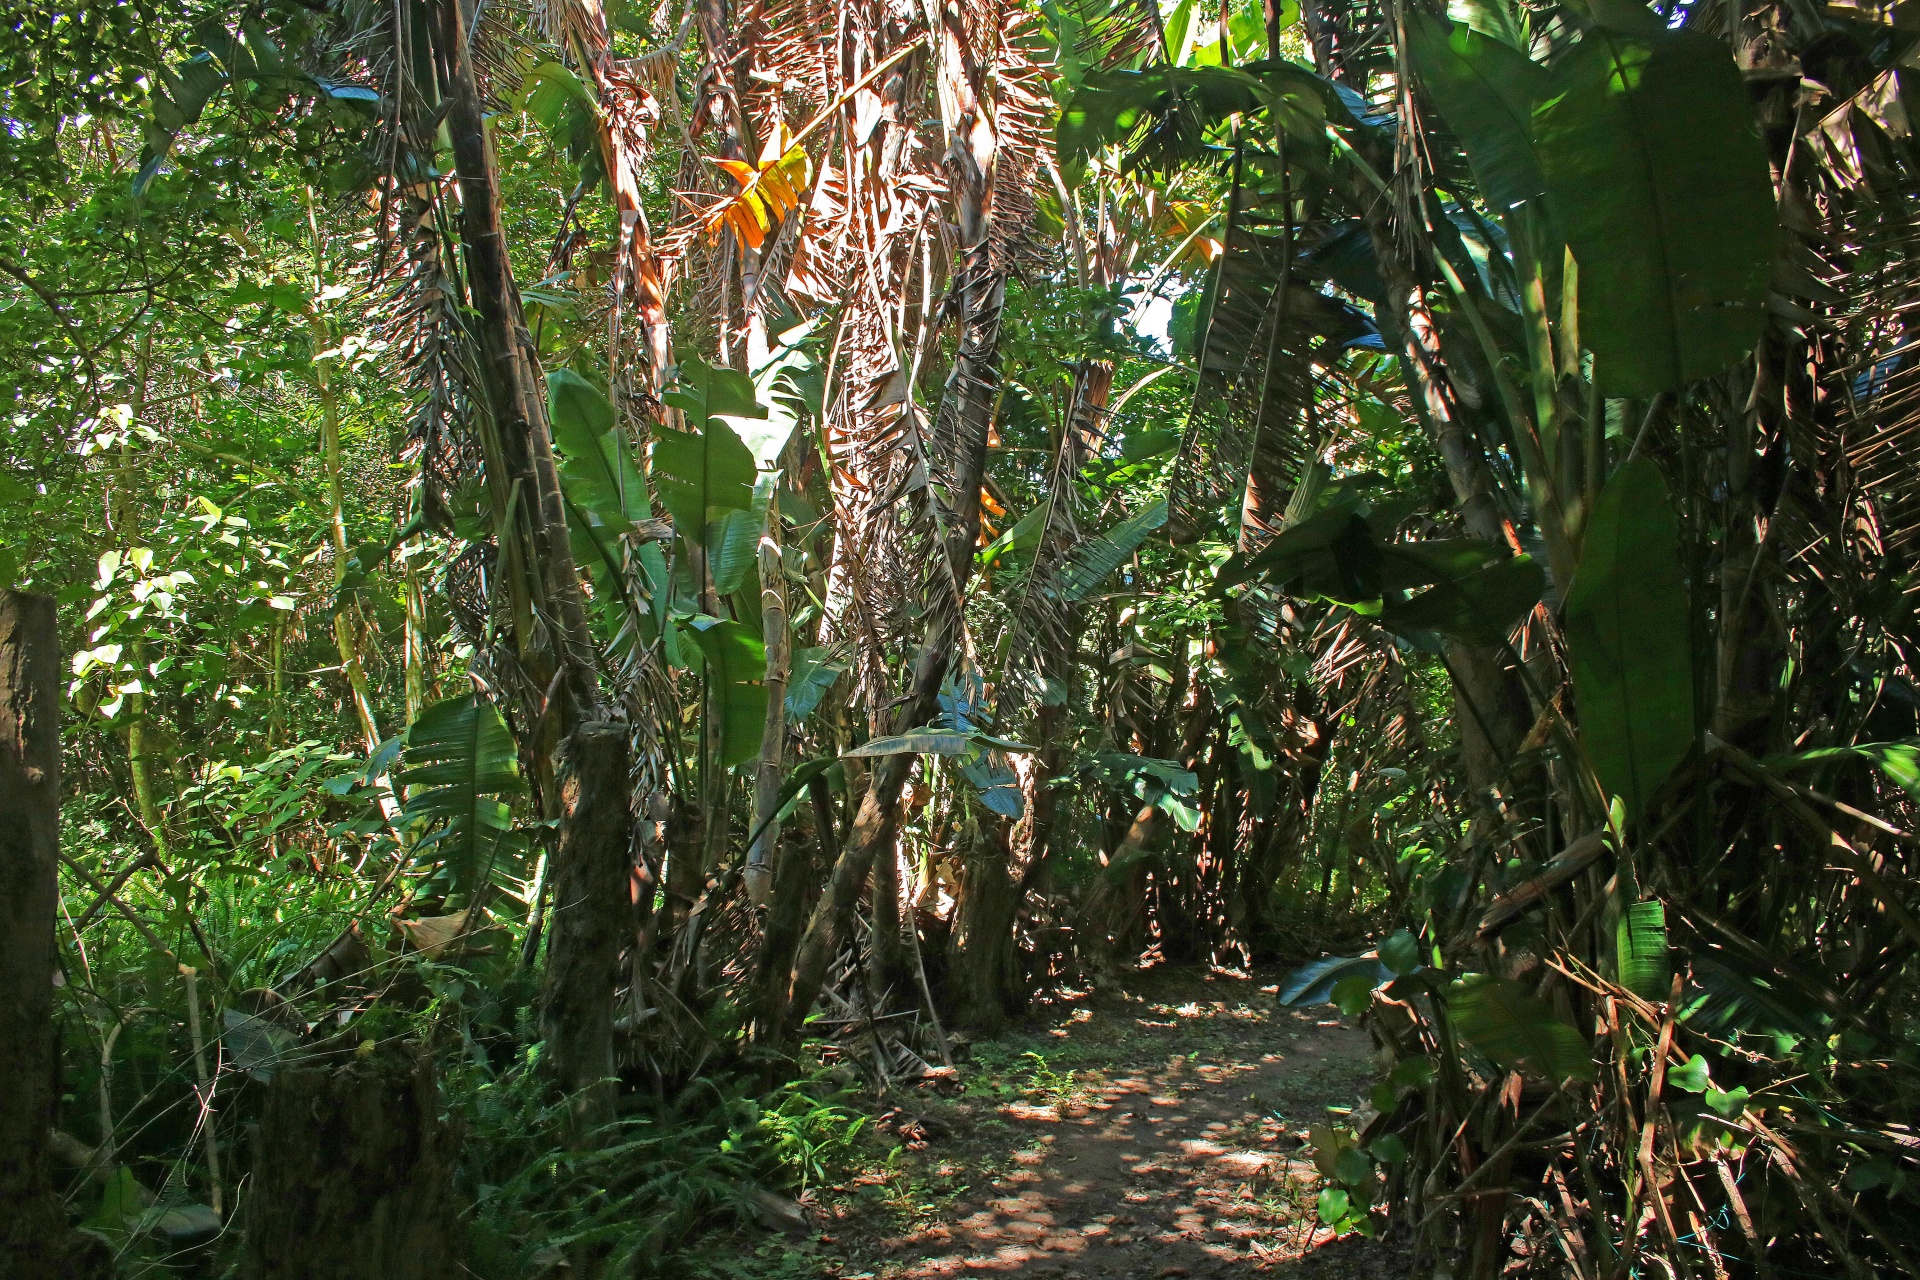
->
780;643;948;1044
125;632;171;859
1105;803;1167;958
122;330;172;863
777;7;1008;1045
1020;703;1068;893
745;489;790;906
403;534;430;727
946;812;1021;1033
0;592;111;1280
306;218;383;755
439;0;598;726
869;836;912;1012
538;724;630;1128
306;189;406;835
753;775;827;1042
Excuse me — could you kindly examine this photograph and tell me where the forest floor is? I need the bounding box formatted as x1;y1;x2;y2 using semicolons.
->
763;964;1418;1280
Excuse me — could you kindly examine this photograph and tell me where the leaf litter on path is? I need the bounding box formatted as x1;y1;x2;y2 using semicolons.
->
809;965;1419;1280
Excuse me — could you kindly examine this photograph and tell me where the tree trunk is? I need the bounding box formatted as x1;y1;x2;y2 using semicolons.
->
868;836;912;1013
752;776;826;1043
780;643;948;1045
1097;804;1166;965
0;592;110;1280
241;1048;461;1280
776;0;1007;1047
1018;702;1069;896
946;813;1022;1034
745;490;790;906
539;724;630;1127
439;0;598;725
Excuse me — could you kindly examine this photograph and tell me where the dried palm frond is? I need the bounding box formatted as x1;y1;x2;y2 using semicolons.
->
993;359;1109;722
539;0;677;400
982;15;1058;277
1169;204;1339;546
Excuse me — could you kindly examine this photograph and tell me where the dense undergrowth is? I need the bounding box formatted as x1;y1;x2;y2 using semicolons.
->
9;0;1920;1273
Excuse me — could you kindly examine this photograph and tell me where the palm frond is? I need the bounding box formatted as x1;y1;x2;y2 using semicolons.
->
397;693;528;895
1058;0;1166;72
1169;178;1349;545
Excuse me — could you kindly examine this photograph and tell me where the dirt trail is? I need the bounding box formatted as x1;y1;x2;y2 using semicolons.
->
819;966;1413;1280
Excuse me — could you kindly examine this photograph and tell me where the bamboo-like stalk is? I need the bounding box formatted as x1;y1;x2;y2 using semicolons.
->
179;965;224;1219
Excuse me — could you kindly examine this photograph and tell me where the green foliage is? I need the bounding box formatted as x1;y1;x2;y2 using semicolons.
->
1057;66;1262;181
398;695;528;896
550;369;648;533
688;618;770;769
1769;739;1920;801
1279;953;1393;1006
461;1056;858;1279
842;730;980;758
708;507;764;595
20;0;1920;1274
1448;974;1596;1083
1534;26;1776;394
1223;482;1542;646
783;648;844;723
1616;899;1670;1001
1405;14;1546;210
1563;458;1694;820
1057;498;1169;602
657;353;768;543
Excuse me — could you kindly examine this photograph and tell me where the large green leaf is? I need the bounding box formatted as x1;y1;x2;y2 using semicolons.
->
656;352;765;543
1378;552;1544;647
1279;953;1394;1006
1218;493;1372;592
1449;973;1596;1082
1056;67;1265;182
398;694;527;893
1448;0;1525;47
1534;27;1776;395
707;507;762;595
1564;458;1694;819
842;730;974;758
745;327;821;466
1223;487;1541;645
784;647;845;723
513;61;596;130
549;369;648;531
1683;952;1826;1051
1616;899;1670;1001
688;618;768;768
1407;13;1547;210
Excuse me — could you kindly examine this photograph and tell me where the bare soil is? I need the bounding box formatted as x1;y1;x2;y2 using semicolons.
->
802;965;1419;1280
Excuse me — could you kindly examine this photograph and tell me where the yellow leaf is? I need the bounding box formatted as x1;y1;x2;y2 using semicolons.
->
730;204;766;249
715;158;758;189
701;140;814;246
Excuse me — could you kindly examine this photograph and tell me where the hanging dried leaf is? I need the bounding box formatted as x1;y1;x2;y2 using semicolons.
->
700;124;815;249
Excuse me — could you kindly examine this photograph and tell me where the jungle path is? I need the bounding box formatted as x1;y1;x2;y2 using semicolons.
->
812;965;1415;1280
